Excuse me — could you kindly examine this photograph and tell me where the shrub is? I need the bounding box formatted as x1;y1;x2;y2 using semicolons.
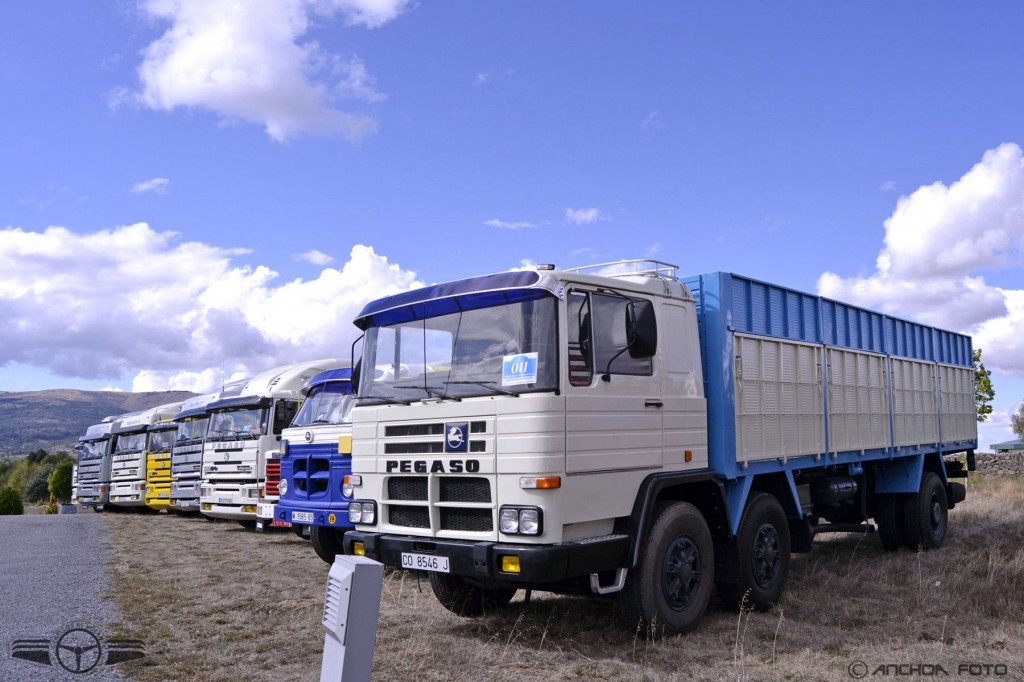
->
48;460;74;504
44;494;59;514
24;467;55;503
0;487;24;515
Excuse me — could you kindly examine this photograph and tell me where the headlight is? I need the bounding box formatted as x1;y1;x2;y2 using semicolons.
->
499;508;520;534
499;506;542;536
279;478;288;495
349;500;375;524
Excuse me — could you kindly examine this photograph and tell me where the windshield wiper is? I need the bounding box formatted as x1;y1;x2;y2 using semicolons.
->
356;395;411;406
390;385;460;402
446;381;520;397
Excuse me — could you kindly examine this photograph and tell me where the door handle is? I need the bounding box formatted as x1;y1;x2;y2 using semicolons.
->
644;399;663;408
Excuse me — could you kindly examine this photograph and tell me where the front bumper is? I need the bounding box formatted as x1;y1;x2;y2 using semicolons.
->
276;501;353;529
343;531;630;584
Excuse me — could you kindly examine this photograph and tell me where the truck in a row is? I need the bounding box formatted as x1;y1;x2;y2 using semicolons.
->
339;260;978;635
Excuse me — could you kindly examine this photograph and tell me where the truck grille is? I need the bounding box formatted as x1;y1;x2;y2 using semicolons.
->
288;445;334;498
440;508;492;532
440;477;490;502
389;505;430;528
265;461;281;496
388;477;427;500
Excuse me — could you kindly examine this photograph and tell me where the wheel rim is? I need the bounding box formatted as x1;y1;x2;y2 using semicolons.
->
661;535;702;611
752;523;781;588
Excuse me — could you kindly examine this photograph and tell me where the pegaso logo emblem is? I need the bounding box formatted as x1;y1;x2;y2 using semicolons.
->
222;452;230;462
10;624;145;674
304;431;313;443
444;422;468;453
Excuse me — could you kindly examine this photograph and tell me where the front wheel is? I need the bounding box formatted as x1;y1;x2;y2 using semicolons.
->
310;525;346;564
617;501;715;637
874;494;906;552
429;573;516;617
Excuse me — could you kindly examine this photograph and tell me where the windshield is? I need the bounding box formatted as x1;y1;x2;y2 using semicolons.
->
292;382;355;427
359;296;558;401
148;429;175;452
176;416;209;444
79;439;107;460
208;408;267;440
115;432;146;454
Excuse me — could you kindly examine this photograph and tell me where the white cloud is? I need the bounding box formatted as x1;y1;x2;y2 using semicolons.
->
484;218;536;230
128;0;409;142
817;142;1024;377
473;72;490;87
0;223;422;388
565;207;605;225
132;177;170;194
641;110;665;130
880;179;896;191
294;249;334;265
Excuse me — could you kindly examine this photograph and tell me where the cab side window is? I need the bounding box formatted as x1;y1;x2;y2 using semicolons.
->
567;291;654;384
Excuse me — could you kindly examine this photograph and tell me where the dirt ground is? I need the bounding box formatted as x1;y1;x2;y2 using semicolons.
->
105;475;1024;681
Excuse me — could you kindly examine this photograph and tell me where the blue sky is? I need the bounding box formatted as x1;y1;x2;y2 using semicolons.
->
1;1;1022;450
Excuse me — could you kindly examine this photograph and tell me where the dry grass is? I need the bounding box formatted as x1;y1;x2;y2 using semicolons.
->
106;476;1024;681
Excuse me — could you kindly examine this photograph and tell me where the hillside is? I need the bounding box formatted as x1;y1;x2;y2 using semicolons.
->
0;389;196;456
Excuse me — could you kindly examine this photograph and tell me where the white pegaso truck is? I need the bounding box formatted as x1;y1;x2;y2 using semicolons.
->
169;383;246;513
108;402;184;510
199;360;343;527
75;416;121;512
343;260;977;636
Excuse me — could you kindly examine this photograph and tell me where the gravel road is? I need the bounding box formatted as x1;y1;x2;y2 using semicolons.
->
0;513;131;682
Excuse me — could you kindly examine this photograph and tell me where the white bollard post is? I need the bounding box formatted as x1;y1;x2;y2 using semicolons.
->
320;555;384;682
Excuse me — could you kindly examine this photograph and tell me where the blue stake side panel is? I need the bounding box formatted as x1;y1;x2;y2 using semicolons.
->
680;272;976;485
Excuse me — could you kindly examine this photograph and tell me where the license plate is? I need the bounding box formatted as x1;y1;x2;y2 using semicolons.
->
292;511;314;523
257;503;275;519
401;552;449;573
217;497;232;505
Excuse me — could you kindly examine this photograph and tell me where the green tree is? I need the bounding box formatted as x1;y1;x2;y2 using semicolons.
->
1012;402;1024;441
974;349;995;423
26;448;48;464
48;460;74;504
24;466;55;503
0;487;24;515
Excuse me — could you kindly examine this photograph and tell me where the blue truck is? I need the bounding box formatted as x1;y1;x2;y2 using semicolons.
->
274;367;357;562
342;260;977;635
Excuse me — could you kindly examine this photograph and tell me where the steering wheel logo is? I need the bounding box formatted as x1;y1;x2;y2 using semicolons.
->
55;628;102;674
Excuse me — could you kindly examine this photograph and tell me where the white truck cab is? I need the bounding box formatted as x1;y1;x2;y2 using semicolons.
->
109;402;183;509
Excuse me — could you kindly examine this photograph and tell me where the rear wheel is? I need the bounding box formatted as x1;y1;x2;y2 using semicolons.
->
875;494;906;551
903;471;948;549
718;493;790;612
429;573;517;617
310;526;346;564
617;501;714;637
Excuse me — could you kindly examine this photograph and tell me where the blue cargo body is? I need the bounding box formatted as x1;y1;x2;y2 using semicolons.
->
684;272;976;531
275;369;355;532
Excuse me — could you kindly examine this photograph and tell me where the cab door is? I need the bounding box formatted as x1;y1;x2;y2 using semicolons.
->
564;289;663;473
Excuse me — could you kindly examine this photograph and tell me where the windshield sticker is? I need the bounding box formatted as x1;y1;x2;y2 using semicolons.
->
502;352;539;386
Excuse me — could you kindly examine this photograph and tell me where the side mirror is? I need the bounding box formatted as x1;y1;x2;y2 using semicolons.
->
350;334;364;395
626;300;657;359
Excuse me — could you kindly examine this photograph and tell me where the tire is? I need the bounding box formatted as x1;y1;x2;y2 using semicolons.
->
292;523;310;540
237;520;258;530
717;493;790;612
617;501;715;637
310;526;346;564
902;471;948;550
875;494;906;552
429;573;517;617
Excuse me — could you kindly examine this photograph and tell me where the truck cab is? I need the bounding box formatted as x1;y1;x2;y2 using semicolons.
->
273;367;355;560
144;418;179;511
75;416;121;512
199;360;342;527
109;402;183;509
170;384;245;514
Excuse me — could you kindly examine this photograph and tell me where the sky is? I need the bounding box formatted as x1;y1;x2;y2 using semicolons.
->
2;1;1023;450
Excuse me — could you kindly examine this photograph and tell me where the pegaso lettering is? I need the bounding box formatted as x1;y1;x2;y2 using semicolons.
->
386;459;480;474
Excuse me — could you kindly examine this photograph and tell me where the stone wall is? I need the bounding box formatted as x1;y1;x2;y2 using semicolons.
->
973;451;1024;478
